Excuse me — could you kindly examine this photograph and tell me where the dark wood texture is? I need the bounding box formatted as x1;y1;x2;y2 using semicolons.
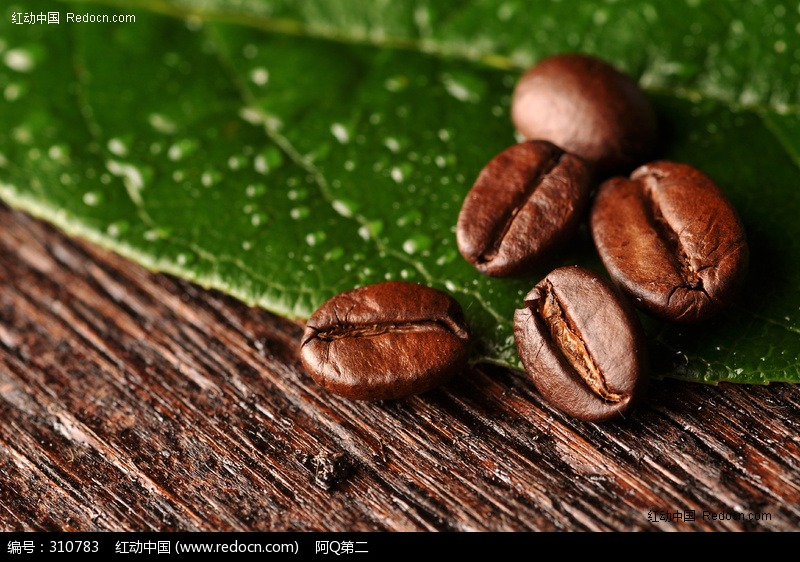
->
1;204;799;532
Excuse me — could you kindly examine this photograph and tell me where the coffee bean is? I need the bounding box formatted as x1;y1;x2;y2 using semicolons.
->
300;281;471;400
511;53;657;178
590;161;749;323
514;266;648;422
456;140;591;277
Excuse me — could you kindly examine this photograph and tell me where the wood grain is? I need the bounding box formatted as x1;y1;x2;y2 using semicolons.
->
1;204;798;532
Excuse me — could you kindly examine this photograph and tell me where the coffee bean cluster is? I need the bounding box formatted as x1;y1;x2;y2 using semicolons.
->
458;52;748;421
300;52;749;424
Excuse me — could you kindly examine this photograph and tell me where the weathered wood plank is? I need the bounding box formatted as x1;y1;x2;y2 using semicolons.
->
1;205;798;531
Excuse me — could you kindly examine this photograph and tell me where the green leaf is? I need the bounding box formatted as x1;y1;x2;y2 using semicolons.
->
1;0;798;384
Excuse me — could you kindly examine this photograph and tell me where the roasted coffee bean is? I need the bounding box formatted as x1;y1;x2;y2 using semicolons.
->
300;281;471;400
456;140;591;277
514;266;648;422
590;161;749;323
511;53;657;178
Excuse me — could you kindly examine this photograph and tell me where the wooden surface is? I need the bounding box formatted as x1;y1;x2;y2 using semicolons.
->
1;203;799;532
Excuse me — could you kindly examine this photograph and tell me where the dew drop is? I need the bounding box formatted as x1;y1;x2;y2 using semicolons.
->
168;138;199;162
148;113;178;134
106;221;129;237
176;252;196;266
12;126;32;144
144;228;166;241
106;160;145;204
238;106;263;126
325;247;344;260
330;123;351;144
290;206;310;220
441;72;483;103
250;67;269;86
228;155;248;170
254;146;283;174
250;212;267;227
497;3;516;21
82;191;102;206
306;231;326;246
245;183;267;198
287;187;308;201
414;5;432;32
201;169;220;187
384;75;408;92
48;145;68;162
402;234;431;255
593;9;609;25
332;199;358;218
384;137;401;153
4;83;22;102
3;48;35;73
107;138;128;157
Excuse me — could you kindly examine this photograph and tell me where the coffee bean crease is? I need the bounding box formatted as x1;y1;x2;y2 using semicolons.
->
640;174;710;298
305;319;468;343
591;161;748;323
477;151;564;265
514;266;647;422
533;281;625;403
457;140;590;277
